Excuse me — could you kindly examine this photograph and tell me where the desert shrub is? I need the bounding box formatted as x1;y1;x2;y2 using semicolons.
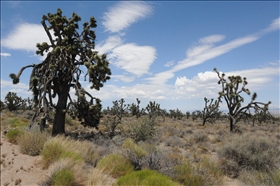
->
51;168;74;186
5;128;24;144
86;168;116;186
124;118;155;142
238;169;280;186
96;154;134;178
117;170;180;186
41;139;65;168
173;161;203;186
122;138;147;170
165;136;185;148
18;127;49;156
8;117;29;128
41;158;85;186
192;132;208;143
218;134;280;178
41;135;100;168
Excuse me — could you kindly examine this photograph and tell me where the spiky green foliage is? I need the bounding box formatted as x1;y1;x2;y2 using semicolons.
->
214;68;271;131
4;92;25;112
129;98;145;119
201;97;222;126
10;9;111;135
146;101;161;121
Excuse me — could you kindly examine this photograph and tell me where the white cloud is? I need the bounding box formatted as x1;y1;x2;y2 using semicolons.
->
1;23;49;52
109;43;156;77
95;35;123;54
199;34;225;44
0;53;11;57
111;75;135;82
145;70;174;85
164;60;175;67
102;1;153;33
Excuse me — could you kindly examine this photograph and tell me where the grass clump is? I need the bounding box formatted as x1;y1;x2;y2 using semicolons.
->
218;134;280;178
41;135;100;168
173;161;203;186
117;169;180;186
5;128;24;144
8;118;29;128
51;168;74;186
18;127;49;156
41;158;85;186
96;154;134;178
86;168;116;186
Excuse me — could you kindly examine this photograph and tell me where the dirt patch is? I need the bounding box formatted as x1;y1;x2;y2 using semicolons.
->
1;134;50;186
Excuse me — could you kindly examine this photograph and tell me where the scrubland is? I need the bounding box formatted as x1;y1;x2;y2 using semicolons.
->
1;109;279;186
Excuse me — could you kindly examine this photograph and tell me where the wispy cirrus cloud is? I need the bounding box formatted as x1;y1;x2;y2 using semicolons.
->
102;1;153;33
0;53;11;57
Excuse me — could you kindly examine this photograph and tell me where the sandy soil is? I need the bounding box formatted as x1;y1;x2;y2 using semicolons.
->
0;134;50;186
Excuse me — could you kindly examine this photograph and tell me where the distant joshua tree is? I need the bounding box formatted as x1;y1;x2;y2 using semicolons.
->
10;9;111;135
214;68;271;131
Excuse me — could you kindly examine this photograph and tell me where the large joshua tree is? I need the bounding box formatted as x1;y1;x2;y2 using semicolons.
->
10;9;111;135
214;68;271;131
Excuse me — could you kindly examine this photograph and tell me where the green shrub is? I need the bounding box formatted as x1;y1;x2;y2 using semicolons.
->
173;162;203;186
18;128;49;156
41;140;65;168
51;168;74;186
117;170;180;186
41;135;100;168
218;134;280;177
8;118;29;128
6;128;24;144
96;154;134;178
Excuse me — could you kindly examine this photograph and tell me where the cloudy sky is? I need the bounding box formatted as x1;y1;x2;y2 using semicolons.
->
1;1;279;112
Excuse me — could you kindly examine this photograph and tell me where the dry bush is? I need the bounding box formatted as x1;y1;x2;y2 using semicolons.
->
41;135;100;168
40;158;85;186
238;169;280;186
18;127;50;156
96;153;134;178
86;168;116;186
218;133;280;178
165;136;186;148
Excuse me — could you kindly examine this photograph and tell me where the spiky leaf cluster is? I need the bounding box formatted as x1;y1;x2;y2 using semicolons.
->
4;92;25;112
201;97;222;125
146;101;161;121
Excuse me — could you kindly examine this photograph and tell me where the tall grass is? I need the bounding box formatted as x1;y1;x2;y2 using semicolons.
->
18;127;50;156
41;135;100;168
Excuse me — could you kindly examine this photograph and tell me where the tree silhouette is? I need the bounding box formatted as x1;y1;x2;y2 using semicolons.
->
214;68;271;131
10;9;111;135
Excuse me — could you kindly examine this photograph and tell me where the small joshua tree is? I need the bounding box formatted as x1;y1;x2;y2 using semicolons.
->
214;68;271;131
129;98;144;119
10;9;111;135
4;92;24;112
146;101;161;121
201;97;221;126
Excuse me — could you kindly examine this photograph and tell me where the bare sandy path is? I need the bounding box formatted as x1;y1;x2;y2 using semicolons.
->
1;134;49;186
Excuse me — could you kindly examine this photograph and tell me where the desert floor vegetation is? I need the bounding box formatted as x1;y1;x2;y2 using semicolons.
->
1;109;280;186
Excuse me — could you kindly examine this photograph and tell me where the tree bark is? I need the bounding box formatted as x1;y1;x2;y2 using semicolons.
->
52;84;69;136
230;118;234;132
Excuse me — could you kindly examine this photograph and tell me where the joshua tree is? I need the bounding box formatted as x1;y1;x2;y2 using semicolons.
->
214;68;271;131
4;92;24;112
10;9;111;135
146;101;161;121
201;97;221;126
0;100;5;111
129;98;144;119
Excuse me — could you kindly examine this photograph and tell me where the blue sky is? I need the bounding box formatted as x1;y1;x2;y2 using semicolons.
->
1;1;279;112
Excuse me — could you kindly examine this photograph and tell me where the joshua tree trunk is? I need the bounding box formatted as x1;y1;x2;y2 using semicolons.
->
52;84;69;136
229;117;234;132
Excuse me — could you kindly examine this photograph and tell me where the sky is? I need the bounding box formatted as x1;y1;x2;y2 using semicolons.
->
1;1;279;113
